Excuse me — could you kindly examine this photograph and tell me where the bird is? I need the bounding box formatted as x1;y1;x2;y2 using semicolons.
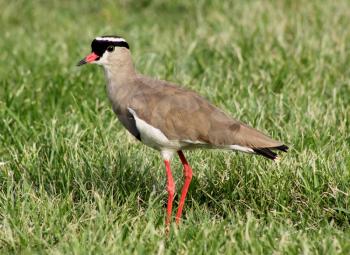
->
77;35;288;227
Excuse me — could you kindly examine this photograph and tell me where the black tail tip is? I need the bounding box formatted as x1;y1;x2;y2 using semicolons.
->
253;148;278;160
275;144;289;152
253;144;289;160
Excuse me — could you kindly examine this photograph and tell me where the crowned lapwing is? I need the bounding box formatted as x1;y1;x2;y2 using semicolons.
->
77;35;288;227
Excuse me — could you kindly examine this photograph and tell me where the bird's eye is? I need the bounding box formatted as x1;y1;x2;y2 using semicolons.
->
107;45;115;52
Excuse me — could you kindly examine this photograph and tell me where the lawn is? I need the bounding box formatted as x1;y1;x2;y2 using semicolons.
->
1;0;350;254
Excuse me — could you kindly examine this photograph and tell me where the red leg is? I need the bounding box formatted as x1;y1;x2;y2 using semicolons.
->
175;151;193;224
164;160;175;226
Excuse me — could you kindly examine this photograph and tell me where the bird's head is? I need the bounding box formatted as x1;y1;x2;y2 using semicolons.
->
77;35;130;67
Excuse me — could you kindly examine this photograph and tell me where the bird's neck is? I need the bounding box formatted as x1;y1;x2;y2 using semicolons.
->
103;58;137;86
103;58;138;113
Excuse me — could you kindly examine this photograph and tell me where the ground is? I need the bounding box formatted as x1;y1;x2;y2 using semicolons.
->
0;0;350;254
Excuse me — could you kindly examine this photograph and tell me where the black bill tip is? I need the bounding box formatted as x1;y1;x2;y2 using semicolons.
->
77;59;87;66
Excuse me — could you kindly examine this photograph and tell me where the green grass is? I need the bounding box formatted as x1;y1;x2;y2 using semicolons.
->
1;0;350;254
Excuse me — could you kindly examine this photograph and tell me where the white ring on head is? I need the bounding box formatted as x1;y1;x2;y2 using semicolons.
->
95;37;126;42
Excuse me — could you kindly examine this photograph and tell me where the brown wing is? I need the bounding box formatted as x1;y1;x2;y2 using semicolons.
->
129;76;284;149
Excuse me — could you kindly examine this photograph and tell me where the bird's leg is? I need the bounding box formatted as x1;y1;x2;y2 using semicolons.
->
164;160;175;227
175;151;193;224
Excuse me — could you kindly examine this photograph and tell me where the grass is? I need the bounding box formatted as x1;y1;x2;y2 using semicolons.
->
1;0;350;254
